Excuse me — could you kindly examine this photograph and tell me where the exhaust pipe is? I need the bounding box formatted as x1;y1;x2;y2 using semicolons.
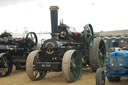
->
50;6;59;37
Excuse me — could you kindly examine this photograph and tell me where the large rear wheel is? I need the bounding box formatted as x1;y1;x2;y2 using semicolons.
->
89;38;106;72
62;50;82;82
26;50;46;81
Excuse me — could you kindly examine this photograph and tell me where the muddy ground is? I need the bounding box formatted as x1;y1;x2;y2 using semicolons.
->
0;68;128;85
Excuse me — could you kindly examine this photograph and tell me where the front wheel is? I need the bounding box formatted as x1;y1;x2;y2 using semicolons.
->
26;50;47;81
62;50;82;82
96;68;105;85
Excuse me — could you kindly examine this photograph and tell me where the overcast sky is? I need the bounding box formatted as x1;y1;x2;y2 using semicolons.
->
0;0;128;33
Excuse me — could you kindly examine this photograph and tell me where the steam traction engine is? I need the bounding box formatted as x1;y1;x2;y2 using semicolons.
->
0;32;38;77
26;6;106;82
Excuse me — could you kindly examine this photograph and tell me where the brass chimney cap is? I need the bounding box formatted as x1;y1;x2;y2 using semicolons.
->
50;6;59;10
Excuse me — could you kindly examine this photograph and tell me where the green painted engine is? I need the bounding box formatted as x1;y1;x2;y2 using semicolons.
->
26;6;106;82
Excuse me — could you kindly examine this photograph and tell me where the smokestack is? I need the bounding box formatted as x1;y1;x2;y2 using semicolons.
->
50;6;59;37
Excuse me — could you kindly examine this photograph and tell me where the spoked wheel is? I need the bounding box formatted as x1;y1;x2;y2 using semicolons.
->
96;68;105;85
0;53;12;77
84;24;94;47
62;50;82;82
25;32;38;50
26;50;47;81
89;38;106;72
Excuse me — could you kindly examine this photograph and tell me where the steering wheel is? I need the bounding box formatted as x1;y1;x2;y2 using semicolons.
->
84;24;94;47
25;32;38;50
